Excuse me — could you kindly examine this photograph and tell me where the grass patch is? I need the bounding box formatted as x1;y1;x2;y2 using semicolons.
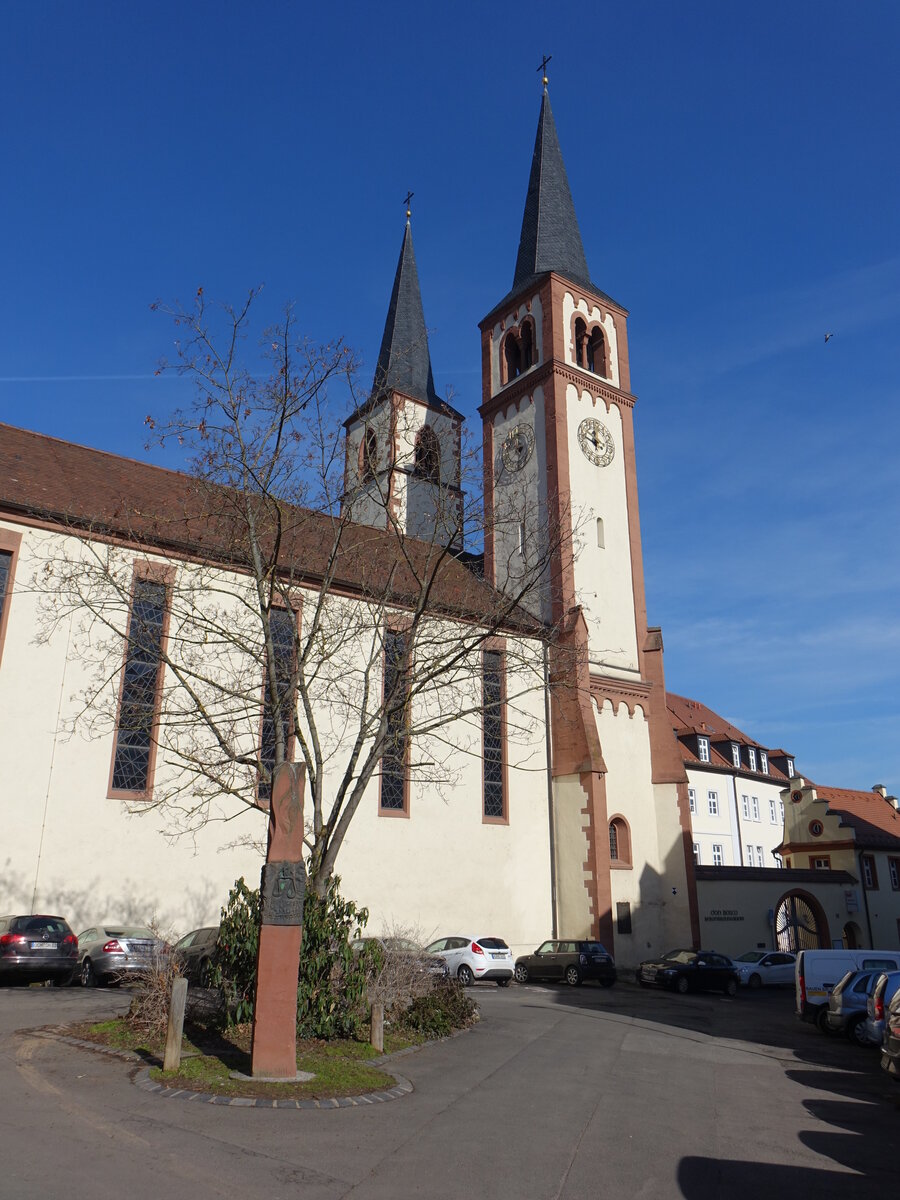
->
69;1017;423;1100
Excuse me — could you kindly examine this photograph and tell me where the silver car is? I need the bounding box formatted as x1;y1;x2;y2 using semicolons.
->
862;971;900;1047
77;925;168;986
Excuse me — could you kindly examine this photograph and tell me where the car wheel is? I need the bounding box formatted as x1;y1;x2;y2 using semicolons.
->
514;964;529;984
846;1015;869;1047
80;958;98;988
496;978;510;987
675;975;690;995
54;972;74;988
565;965;582;987
198;957;211;987
598;978;616;989
815;1007;834;1035
748;973;762;990
724;979;738;997
457;964;474;986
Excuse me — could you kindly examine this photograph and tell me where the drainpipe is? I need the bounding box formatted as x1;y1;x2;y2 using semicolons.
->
858;849;875;948
730;773;744;866
543;643;558;938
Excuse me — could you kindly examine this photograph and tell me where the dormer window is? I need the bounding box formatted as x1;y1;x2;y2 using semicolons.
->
413;425;440;484
748;747;758;772
760;751;768;775
786;759;795;778
698;736;710;763
360;428;378;483
731;743;741;769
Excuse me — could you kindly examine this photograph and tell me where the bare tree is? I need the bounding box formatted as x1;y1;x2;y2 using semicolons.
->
33;290;572;897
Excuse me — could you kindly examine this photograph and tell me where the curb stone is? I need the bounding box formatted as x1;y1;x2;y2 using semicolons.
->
24;1024;414;1109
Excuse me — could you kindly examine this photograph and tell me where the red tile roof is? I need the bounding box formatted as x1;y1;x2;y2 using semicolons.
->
815;785;900;851
0;423;541;633
666;691;792;782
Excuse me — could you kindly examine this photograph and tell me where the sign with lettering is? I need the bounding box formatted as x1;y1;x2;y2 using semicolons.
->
703;908;745;922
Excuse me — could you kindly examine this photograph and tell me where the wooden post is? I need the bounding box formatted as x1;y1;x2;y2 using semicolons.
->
163;977;188;1072
370;1001;384;1053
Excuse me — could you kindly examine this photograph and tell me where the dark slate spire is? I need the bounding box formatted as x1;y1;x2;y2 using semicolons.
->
512;90;592;292
371;221;438;405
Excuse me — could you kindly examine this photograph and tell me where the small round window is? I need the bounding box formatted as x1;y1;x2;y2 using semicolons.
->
790;790;803;803
809;819;824;837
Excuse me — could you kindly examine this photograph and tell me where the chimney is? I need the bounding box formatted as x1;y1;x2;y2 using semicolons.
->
889;796;900;812
872;784;887;799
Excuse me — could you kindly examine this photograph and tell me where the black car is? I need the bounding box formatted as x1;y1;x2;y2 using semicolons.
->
172;926;219;985
639;949;739;996
0;914;79;985
514;940;616;988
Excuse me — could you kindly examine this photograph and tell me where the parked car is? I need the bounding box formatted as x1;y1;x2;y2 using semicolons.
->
795;949;900;1032
880;987;900;1080
861;971;900;1048
733;950;796;989
350;937;448;977
513;940;616;988
76;925;169;986
172;926;219;985
638;949;739;996
0;914;78;986
824;969;885;1044
423;936;514;985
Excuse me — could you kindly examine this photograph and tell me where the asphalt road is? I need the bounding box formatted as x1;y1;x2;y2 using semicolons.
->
1;979;897;1199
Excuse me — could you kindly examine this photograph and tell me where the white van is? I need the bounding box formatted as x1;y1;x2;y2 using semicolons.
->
796;948;900;1030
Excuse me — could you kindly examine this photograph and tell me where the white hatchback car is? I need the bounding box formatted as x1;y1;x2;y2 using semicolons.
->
424;935;514;986
733;950;796;989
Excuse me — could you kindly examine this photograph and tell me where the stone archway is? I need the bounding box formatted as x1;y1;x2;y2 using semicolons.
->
842;921;863;949
774;890;830;952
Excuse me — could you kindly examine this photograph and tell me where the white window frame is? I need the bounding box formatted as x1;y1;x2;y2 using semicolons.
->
769;799;778;823
693;842;701;864
698;736;710;763
708;790;719;816
756;845;765;867
712;843;724;866
751;796;760;821
742;795;750;820
745;843;753;866
748;747;758;772
688;787;696;814
786;759;795;778
760;751;768;774
779;800;785;821
731;743;741;769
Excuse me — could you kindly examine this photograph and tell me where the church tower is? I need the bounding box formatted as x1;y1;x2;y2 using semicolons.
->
344;216;464;547
479;82;699;963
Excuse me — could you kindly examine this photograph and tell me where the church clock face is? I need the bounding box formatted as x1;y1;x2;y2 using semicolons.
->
577;417;615;467
501;423;535;473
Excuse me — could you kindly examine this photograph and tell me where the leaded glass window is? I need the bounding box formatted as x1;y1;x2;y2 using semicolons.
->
483;650;504;819
0;551;11;624
258;607;296;804
381;629;409;812
111;577;168;793
609;822;619;860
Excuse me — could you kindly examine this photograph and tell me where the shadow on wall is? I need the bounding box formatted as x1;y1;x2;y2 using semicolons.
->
596;840;695;970
1;857;222;938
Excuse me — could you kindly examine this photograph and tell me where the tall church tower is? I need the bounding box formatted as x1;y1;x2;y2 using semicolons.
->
479;84;699;963
345;217;464;547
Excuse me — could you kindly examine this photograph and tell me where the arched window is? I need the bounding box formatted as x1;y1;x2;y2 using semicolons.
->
520;319;534;370
414;425;441;484
608;816;631;866
574;317;588;368
360;427;378;482
587;327;607;376
504;332;522;383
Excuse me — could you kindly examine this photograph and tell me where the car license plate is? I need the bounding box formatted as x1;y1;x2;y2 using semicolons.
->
491;953;507;960
31;942;57;950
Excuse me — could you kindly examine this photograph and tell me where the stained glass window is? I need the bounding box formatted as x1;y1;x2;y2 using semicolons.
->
483;650;504;819
381;629;409;812
258;607;296;804
111;577;168;793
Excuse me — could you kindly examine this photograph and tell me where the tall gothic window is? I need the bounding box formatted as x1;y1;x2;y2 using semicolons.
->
381;628;410;813
414;425;441;484
258;607;296;805
111;575;169;794
482;649;505;820
360;427;378;483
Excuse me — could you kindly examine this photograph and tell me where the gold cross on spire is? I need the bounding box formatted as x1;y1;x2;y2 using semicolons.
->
404;190;414;221
537;54;552;88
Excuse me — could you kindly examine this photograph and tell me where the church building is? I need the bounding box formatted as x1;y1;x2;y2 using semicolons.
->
0;87;698;969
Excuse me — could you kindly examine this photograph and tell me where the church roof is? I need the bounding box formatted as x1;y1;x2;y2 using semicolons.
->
484;90;620;321
0;423;540;634
369;221;438;407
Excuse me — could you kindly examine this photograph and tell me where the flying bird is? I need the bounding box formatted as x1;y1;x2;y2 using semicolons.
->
824;332;834;343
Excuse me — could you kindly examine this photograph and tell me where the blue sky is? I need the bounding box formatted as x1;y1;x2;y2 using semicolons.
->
2;3;898;792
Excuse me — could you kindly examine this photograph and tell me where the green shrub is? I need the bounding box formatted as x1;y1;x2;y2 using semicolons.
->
398;978;478;1038
209;875;379;1039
